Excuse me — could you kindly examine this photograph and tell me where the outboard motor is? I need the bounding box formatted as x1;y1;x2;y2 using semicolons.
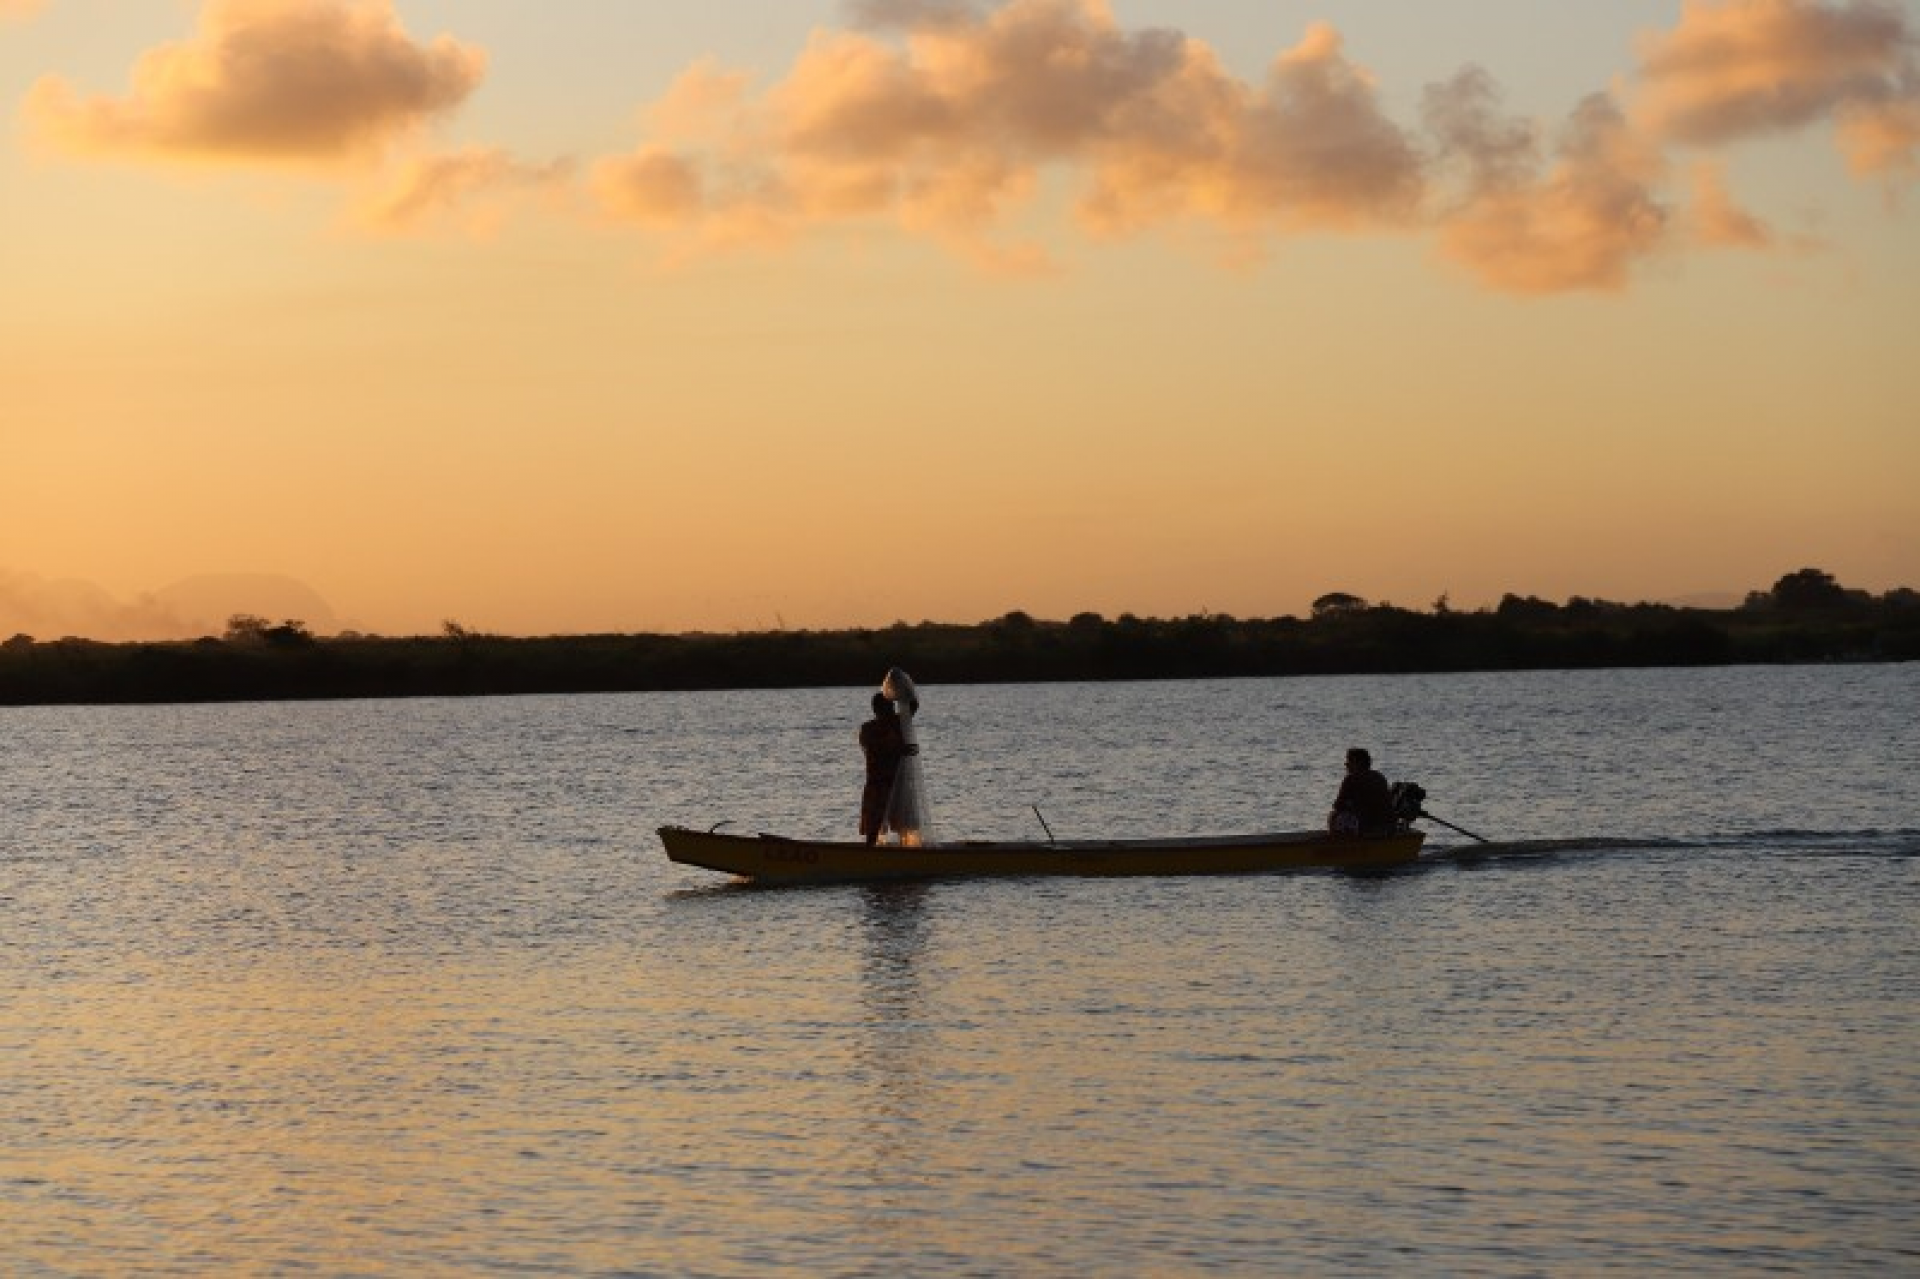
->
1389;781;1427;831
1390;782;1493;844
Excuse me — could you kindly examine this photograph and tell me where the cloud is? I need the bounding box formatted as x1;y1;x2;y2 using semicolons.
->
593;0;1421;265
1079;21;1424;237
845;0;986;31
1837;94;1920;176
23;0;486;165
1688;159;1775;246
594;145;707;225
1435;93;1673;295
641;57;757;146
1635;0;1919;175
1418;0;1916;289
1422;66;1541;197
587;0;1920;289
21;0;1910;292
1;0;48;25
356;147;574;235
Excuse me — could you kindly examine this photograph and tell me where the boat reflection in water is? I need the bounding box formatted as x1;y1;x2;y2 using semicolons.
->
852;883;934;1228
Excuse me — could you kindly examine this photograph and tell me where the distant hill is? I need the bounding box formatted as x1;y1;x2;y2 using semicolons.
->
0;570;185;642
0;571;340;643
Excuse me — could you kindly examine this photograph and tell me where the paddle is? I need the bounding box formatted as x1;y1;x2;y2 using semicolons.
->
1417;808;1490;844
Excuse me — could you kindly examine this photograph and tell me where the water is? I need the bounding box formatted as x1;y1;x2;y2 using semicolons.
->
3;665;1915;1275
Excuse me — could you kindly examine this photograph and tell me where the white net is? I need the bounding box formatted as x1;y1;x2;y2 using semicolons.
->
880;667;934;846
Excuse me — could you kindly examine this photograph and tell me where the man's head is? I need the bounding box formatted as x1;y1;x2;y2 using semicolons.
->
872;692;895;717
1346;747;1371;771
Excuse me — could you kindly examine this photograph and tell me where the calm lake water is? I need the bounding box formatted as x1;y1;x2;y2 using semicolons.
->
3;665;1916;1275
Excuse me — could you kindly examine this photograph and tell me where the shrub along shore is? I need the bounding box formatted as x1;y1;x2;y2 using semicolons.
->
2;571;1914;707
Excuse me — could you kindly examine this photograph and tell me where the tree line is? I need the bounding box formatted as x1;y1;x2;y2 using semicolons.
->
1;568;1913;706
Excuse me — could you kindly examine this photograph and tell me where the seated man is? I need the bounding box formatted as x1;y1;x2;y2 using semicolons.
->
1329;747;1394;836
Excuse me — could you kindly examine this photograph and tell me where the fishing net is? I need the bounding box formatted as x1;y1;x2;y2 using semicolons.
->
881;667;935;846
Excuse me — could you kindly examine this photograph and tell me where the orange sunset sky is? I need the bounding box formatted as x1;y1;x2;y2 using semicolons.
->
4;0;1917;640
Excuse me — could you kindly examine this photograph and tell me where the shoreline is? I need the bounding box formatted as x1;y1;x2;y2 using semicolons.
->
4;601;1914;707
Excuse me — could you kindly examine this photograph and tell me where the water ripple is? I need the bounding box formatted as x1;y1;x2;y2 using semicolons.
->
2;667;1917;1274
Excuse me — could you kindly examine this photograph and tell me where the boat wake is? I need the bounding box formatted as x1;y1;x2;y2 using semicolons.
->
1700;827;1920;857
1420;828;1920;864
1421;837;1693;864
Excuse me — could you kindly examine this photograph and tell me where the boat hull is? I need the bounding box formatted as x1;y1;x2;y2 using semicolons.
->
658;825;1425;884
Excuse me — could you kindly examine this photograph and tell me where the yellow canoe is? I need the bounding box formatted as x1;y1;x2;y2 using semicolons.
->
658;824;1425;885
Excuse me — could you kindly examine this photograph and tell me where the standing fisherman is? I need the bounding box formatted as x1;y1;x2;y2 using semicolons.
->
858;692;917;845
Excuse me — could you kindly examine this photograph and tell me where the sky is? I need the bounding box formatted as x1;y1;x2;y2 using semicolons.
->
3;0;1917;640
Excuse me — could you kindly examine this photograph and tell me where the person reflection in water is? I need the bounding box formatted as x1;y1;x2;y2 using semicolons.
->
1329;747;1394;836
859;692;918;846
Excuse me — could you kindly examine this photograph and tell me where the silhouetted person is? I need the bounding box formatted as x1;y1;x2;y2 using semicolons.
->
1329;747;1394;836
859;692;917;845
